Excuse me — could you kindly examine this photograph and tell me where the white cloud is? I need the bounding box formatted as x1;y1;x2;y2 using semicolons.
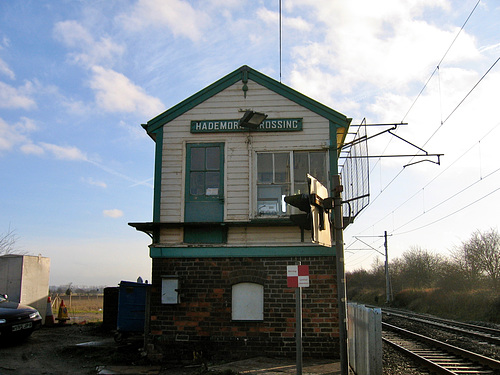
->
0;58;15;79
288;0;480;104
0;36;14;79
53;20;93;48
103;209;123;218
90;65;164;117
20;143;44;156
82;177;107;188
118;0;209;42
257;7;311;32
38;142;88;161
0;117;91;162
0;117;35;152
53;17;165;120
0;81;36;109
53;20;125;68
61;98;89;115
118;120;148;140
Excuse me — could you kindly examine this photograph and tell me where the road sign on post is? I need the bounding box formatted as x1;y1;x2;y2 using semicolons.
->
287;265;310;288
287;263;309;375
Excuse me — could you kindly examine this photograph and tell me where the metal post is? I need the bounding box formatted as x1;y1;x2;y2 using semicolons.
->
384;231;390;304
296;286;303;375
332;175;349;375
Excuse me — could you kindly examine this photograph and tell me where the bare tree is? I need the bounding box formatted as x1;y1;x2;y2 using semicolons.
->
451;228;500;289
451;235;484;286
399;246;442;289
0;226;26;256
474;229;500;288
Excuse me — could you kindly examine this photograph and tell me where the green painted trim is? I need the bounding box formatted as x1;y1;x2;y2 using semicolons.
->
153;127;163;224
146;70;242;133
144;66;350;135
150;245;336;258
248;69;348;126
329;120;338;195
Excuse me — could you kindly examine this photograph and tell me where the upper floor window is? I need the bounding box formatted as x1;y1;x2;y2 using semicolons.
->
256;151;327;217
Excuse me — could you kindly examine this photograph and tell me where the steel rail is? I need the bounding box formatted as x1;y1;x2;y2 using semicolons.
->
382;307;500;345
383;322;500;374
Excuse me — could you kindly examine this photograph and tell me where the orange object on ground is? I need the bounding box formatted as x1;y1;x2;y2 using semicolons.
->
45;296;55;326
56;299;69;323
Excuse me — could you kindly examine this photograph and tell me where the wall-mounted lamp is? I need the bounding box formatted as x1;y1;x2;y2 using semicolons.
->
239;110;268;129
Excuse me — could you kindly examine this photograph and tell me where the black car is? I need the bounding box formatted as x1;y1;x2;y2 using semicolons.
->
0;294;43;340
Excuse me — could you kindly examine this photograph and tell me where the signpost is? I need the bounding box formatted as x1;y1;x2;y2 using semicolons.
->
285;174;349;375
287;264;309;375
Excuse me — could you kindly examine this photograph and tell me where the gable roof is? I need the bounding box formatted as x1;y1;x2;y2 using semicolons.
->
143;65;351;139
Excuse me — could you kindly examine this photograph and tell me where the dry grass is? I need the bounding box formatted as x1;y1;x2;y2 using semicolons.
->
50;294;104;323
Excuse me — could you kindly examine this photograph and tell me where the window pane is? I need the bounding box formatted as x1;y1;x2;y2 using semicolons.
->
206;147;220;170
256;151;326;217
274;153;289;183
294;182;307;195
310;152;326;185
190;172;205;195
257;184;289;215
257;153;273;183
294;152;308;183
190;148;205;170
205;172;220;190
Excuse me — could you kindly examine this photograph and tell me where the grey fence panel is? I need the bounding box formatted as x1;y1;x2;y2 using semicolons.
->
347;303;382;375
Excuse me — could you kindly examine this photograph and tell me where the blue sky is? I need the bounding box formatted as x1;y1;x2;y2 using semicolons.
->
1;0;499;286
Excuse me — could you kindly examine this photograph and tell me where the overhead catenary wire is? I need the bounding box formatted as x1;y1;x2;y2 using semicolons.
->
359;122;500;231
355;0;483;214
392;165;500;235
347;122;500;266
353;26;498;227
344;1;500;268
393;186;500;236
401;0;481;123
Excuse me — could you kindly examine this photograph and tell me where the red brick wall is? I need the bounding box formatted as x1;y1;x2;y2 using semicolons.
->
148;256;339;360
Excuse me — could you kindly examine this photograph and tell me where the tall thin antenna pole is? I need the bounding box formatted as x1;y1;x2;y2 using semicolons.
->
279;0;282;82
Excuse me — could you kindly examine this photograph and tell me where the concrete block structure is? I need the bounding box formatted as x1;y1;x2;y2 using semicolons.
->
0;254;50;323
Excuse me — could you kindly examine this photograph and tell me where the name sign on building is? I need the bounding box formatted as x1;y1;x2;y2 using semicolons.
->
191;118;303;133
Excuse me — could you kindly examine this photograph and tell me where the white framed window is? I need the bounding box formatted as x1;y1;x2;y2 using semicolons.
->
256;151;327;217
232;282;264;321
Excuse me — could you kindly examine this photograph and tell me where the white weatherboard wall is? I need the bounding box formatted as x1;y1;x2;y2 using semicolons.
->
347;303;382;375
0;255;50;323
158;79;330;246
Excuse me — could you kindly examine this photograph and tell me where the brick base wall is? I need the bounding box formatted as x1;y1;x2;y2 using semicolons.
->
148;256;339;361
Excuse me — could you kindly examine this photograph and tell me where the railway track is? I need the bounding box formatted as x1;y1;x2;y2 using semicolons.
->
383;322;500;374
382;307;500;346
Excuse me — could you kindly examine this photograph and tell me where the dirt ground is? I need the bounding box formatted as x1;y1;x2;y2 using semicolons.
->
0;324;135;375
0;323;342;375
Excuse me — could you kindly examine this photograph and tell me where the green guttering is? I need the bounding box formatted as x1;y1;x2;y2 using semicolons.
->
152;127;163;236
150;245;336;258
144;69;243;134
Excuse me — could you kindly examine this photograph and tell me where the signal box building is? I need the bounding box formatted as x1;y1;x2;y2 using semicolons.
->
130;66;351;361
